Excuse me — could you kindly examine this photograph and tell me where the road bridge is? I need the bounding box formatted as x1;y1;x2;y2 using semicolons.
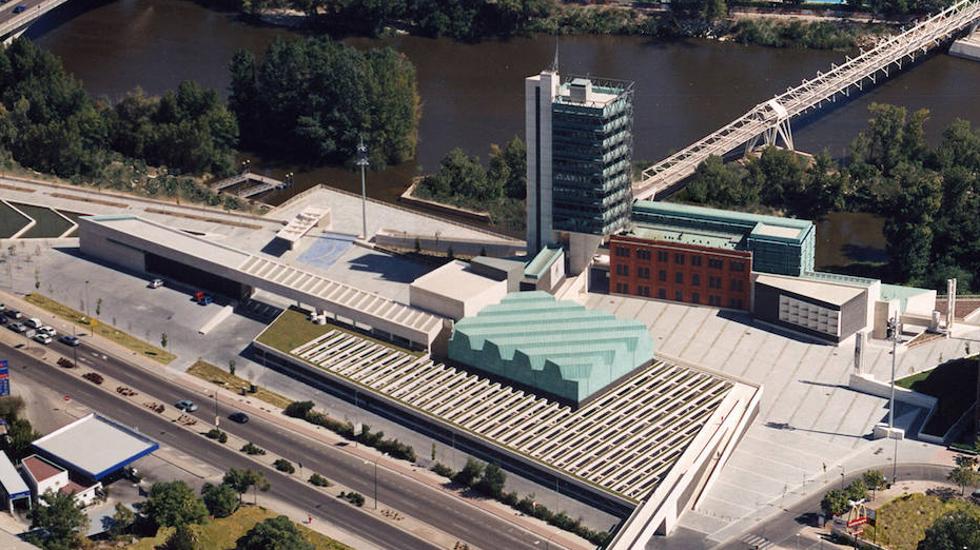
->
633;0;980;201
0;0;70;42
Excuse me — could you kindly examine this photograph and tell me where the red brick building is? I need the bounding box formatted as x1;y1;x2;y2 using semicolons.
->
608;236;753;310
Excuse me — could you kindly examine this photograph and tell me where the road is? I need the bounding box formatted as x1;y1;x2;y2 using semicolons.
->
8;335;564;550
0;340;435;550
718;463;954;549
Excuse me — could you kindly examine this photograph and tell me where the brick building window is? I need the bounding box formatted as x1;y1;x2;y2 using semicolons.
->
639;285;651;297
730;261;745;272
658;270;667;282
615;282;629;293
657;288;667;299
638;267;651;279
616;264;629;276
729;298;744;309
675;272;684;284
674;254;685;265
709;276;721;289
708;295;721;306
615;246;630;257
708;259;724;269
637;249;651;261
730;279;744;292
691;255;702;267
691;273;701;286
657;251;669;262
691;292;700;304
675;290;683;301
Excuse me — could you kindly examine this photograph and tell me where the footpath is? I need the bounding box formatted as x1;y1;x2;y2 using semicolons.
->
0;289;590;550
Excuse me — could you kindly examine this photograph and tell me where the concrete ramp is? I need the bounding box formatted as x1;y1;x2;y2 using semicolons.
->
199;305;234;335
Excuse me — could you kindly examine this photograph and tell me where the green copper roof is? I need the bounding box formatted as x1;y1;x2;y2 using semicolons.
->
632;201;813;243
524;246;563;280
880;283;933;313
448;292;654;404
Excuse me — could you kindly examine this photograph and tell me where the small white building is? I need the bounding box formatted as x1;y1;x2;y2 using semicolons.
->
21;455;100;507
0;451;30;513
409;260;507;320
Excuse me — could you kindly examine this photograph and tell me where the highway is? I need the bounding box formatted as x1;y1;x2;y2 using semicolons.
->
6;335;563;550
0;340;435;550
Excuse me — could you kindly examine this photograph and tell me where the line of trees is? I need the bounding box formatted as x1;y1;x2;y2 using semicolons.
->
229;36;420;169
677;103;980;292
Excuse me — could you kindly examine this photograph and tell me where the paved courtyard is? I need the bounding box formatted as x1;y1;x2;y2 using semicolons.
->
583;293;978;547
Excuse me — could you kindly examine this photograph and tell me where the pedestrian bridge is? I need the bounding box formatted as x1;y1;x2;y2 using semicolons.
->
633;0;980;201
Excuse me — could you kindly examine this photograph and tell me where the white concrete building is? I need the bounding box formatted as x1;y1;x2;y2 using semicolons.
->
409;260;507;320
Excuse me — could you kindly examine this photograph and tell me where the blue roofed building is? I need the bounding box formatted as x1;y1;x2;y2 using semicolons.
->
448;291;654;405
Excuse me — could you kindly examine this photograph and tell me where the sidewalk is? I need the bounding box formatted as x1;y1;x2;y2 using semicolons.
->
0;289;592;550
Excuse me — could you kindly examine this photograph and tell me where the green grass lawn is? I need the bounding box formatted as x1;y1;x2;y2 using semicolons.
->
124;505;351;550
25;293;176;364
895;357;978;436
862;493;980;550
257;307;421;356
187;360;293;410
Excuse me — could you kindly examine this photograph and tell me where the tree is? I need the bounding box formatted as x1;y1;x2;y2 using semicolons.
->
476;462;506;499
161;332;168;349
844;479;867;502
165;523;197;550
223;468;269;504
201;482;240;518
882;163;942;283
3;417;40;461
143;481;209;528
109;502;135;538
235;515;313;550
862;470;886;500
0;395;25;421
27;490;89;550
948;459;979;496
820;489;849;517
453;457;484;488
919;510;980;550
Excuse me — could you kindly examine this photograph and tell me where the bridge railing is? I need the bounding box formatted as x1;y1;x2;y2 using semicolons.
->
635;0;980;200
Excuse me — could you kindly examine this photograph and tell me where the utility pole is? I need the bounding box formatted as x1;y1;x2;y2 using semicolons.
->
356;138;369;239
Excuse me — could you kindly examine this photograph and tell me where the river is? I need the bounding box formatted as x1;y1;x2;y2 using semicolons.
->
26;0;980;249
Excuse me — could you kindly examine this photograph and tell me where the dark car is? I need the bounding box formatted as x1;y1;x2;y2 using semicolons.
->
228;412;249;424
3;308;21;319
0;316;7;326
12;4;26;13
59;335;81;347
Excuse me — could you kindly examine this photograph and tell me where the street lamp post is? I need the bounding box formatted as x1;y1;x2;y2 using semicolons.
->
356;138;369;239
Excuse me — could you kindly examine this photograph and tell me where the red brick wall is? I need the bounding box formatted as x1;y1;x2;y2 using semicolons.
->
608;236;753;310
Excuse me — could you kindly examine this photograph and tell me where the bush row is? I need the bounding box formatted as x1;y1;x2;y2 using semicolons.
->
284;401;417;462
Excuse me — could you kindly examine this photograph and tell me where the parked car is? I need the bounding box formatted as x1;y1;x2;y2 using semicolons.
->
3;309;21;319
7;322;26;333
39;326;56;337
33;334;52;345
59;335;81;347
228;412;249;424
175;400;198;412
25;318;42;330
12;5;27;14
149;278;164;289
0;316;7;326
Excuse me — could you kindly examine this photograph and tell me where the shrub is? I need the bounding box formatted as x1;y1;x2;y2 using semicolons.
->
308;473;330;487
284;400;315;419
516;494;536;515
339;491;365;507
273;459;295;474
205;428;227;443
500;491;519;506
430;462;456;478
82;372;104;385
201;482;239;518
240;442;266;455
453;458;484;488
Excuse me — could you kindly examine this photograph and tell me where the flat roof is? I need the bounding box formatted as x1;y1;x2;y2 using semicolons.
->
276;206;328;243
756;274;864;306
631;225;741;250
0;451;29;498
410;261;501;300
752;223;802;239
81;215;444;346
32;414;159;480
524;246;563;279
22;455;63;483
633;201;813;242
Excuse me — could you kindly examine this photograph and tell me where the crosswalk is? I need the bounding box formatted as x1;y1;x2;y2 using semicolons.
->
739;533;774;549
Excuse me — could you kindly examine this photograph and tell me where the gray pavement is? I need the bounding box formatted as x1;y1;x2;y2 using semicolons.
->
583;293;978;548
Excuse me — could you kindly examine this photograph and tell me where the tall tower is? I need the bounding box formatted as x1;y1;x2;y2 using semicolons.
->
525;69;634;257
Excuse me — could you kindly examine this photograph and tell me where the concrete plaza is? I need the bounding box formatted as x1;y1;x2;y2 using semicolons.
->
583;293;978;547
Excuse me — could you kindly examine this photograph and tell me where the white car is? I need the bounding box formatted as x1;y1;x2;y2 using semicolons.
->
39;326;57;337
33;333;53;345
25;318;43;329
149;278;164;289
